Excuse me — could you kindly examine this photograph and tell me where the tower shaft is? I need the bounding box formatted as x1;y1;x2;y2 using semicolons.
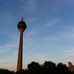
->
17;31;23;71
17;18;26;72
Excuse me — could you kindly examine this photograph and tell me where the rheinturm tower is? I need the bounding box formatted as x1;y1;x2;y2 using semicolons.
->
17;18;27;71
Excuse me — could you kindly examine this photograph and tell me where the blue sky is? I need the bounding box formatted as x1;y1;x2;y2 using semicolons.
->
0;0;74;71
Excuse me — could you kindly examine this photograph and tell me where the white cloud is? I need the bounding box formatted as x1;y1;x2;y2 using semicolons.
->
23;53;50;68
44;19;61;28
57;25;74;40
64;48;74;57
0;0;74;70
17;0;38;16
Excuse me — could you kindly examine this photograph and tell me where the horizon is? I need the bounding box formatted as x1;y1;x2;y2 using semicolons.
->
0;0;74;71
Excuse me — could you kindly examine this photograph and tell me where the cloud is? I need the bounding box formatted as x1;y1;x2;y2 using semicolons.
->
23;53;51;69
0;29;19;71
0;41;18;71
0;0;74;71
43;19;61;28
67;0;74;4
16;0;38;16
64;48;74;57
57;24;74;40
22;18;62;52
62;32;74;40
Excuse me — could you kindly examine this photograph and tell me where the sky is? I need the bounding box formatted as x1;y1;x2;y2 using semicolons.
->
0;0;74;71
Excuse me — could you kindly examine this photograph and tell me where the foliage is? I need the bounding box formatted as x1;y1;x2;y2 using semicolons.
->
0;61;74;74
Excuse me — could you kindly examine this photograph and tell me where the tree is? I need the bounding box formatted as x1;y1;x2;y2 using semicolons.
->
57;63;69;74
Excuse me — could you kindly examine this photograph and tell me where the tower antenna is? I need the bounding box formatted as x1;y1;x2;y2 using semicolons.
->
21;17;23;21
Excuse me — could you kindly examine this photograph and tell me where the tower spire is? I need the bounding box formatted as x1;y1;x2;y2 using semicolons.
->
21;17;23;21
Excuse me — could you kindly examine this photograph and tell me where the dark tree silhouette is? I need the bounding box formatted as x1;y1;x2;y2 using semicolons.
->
27;61;41;74
0;68;14;74
57;63;69;74
42;61;56;74
0;61;74;74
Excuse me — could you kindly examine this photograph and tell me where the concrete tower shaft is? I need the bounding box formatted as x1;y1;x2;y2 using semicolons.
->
17;18;27;71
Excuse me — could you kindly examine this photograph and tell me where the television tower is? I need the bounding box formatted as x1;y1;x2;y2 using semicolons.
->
17;18;27;71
